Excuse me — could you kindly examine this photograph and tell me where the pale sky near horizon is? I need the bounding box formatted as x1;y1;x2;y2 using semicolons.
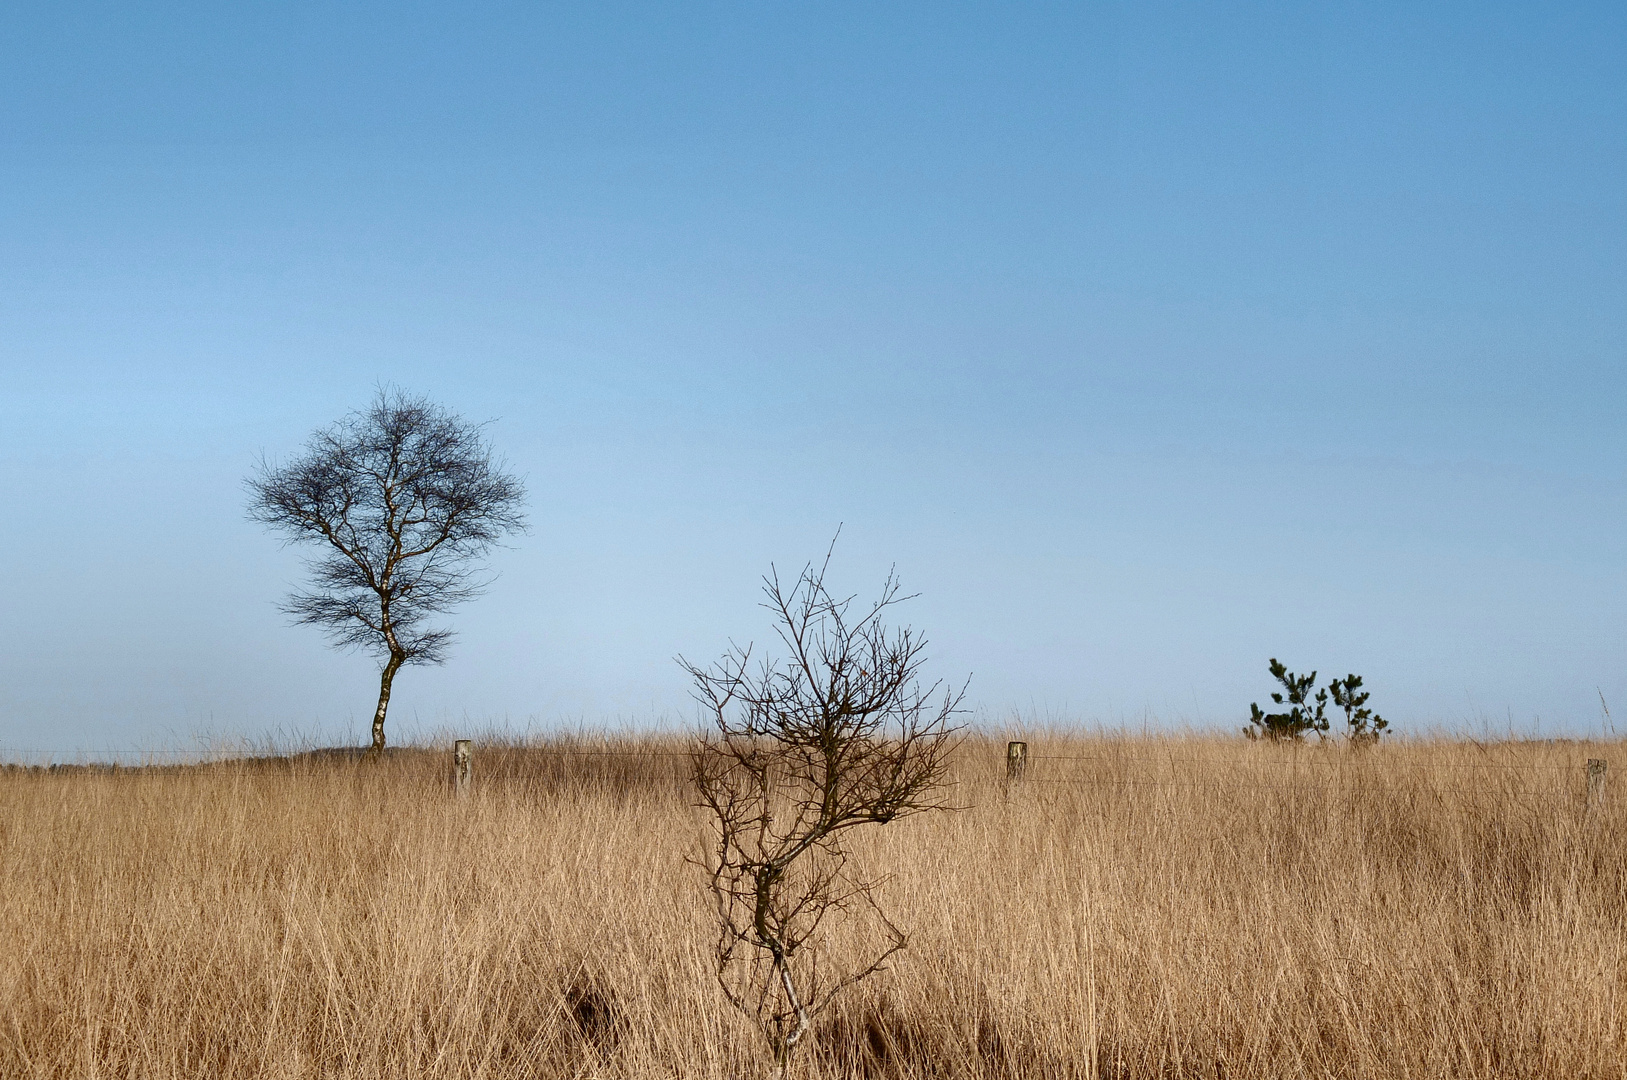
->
2;2;1623;754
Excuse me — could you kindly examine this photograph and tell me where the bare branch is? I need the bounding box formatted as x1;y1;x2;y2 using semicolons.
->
683;539;965;1072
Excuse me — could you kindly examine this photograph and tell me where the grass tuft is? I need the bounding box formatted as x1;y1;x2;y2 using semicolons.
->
1;733;1621;1078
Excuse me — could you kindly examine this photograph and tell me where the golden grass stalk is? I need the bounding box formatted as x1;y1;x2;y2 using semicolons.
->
1;733;1621;1078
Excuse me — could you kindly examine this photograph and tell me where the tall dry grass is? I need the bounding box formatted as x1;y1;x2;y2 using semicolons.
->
1;733;1623;1078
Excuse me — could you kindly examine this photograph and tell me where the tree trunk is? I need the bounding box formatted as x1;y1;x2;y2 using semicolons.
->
372;653;404;752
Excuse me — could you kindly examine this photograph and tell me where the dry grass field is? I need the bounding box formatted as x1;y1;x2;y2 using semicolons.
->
1;733;1622;1079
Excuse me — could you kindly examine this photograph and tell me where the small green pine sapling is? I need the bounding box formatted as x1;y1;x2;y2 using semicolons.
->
1245;658;1329;741
1328;674;1387;745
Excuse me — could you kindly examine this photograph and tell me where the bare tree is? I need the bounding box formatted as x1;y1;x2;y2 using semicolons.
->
680;543;964;1077
247;389;526;752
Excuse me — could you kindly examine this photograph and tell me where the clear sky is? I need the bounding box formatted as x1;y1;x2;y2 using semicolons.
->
2;2;1623;753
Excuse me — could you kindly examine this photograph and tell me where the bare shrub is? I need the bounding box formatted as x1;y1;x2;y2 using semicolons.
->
680;546;965;1075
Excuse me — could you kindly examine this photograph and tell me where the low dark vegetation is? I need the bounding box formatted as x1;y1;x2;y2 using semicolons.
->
1247;657;1388;742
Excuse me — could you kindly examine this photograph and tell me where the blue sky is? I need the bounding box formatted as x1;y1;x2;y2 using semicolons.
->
2;2;1623;752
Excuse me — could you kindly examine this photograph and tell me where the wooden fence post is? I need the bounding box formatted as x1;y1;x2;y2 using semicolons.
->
1587;758;1607;812
453;740;473;799
1006;741;1028;782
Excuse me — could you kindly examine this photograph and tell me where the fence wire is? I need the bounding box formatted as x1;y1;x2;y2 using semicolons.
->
0;744;1607;803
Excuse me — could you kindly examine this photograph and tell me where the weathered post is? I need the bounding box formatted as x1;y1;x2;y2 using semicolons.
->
1006;740;1028;782
1587;758;1607;813
453;739;473;799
